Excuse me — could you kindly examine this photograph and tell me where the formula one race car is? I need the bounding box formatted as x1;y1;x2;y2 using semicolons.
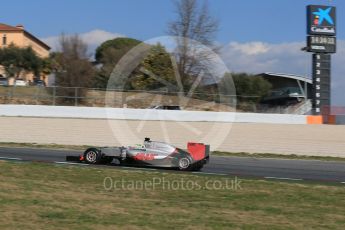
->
68;138;210;171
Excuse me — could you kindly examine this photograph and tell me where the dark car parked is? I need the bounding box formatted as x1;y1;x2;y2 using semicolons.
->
148;105;182;110
0;77;8;86
33;79;46;87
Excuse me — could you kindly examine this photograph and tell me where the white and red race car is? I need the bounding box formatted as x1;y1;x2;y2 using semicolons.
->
69;138;210;171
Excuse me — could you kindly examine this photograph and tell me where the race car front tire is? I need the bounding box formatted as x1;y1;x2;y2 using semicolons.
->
84;148;102;164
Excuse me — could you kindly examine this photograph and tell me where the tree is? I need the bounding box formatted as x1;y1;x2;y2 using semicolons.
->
221;72;272;104
54;34;94;87
93;38;141;89
53;34;95;103
130;44;176;91
168;0;219;91
95;37;141;63
0;44;43;79
94;38;177;92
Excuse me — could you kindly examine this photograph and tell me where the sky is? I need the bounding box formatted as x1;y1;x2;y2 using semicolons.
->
1;0;344;105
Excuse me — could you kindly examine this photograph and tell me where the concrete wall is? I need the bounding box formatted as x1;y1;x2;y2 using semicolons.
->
0;105;308;124
335;116;345;125
0;105;344;157
0;116;344;157
332;115;345;125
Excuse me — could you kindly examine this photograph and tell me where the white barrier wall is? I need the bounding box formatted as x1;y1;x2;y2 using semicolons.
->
0;105;308;124
0;116;345;157
1;105;345;156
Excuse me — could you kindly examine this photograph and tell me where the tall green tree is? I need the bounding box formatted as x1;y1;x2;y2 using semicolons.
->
95;37;141;63
130;44;176;91
0;44;43;79
94;38;177;91
221;72;272;103
93;38;141;88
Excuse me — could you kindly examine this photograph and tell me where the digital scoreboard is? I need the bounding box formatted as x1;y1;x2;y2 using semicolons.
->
307;35;336;53
306;5;336;115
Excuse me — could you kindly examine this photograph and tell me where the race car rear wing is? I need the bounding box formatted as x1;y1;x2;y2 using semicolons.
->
187;142;210;161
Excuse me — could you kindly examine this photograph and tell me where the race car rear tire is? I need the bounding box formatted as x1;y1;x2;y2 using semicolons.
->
178;156;192;171
84;148;102;164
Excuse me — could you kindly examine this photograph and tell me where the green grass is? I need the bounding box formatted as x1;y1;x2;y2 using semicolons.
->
0;161;345;229
1;142;345;162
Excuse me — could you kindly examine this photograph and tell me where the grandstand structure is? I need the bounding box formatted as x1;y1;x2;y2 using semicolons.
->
257;72;313;115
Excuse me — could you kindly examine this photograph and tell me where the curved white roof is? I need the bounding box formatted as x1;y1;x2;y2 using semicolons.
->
261;72;312;84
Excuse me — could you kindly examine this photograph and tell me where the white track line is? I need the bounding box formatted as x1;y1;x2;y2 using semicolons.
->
265;176;303;181
0;157;22;161
192;172;228;176
54;161;89;166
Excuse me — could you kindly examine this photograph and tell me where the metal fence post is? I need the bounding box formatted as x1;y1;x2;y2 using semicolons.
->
75;87;78;107
122;90;126;108
53;87;56;106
